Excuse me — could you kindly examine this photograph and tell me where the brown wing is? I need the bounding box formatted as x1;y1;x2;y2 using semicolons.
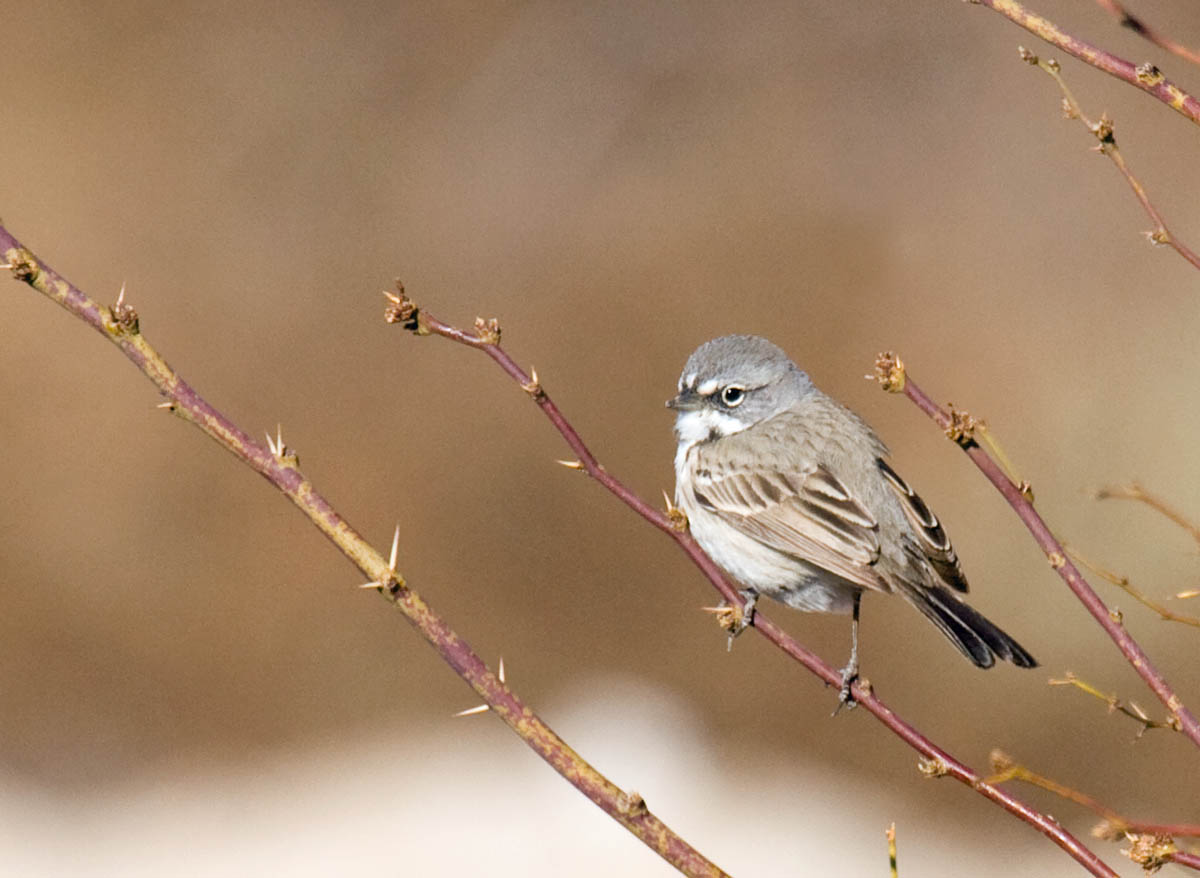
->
876;458;969;593
690;441;889;593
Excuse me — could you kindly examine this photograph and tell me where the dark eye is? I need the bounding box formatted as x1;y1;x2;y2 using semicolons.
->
720;385;746;407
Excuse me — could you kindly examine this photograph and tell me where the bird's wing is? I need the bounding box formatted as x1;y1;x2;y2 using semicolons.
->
689;439;888;593
875;458;970;593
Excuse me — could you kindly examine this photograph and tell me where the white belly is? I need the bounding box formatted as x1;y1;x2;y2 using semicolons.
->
674;442;858;614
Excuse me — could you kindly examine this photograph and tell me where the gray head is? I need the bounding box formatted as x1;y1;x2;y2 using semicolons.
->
668;335;815;443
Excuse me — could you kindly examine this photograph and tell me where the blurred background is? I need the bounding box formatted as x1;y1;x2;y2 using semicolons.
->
2;1;1198;874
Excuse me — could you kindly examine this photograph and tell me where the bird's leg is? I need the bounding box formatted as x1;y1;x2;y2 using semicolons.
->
833;592;862;714
725;590;758;651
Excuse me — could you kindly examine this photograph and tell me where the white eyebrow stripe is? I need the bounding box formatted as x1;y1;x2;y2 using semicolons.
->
696;378;720;396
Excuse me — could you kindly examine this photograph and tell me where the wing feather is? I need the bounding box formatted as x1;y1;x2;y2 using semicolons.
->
690;441;888;593
876;458;969;593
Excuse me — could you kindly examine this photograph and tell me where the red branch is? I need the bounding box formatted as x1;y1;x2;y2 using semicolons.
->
879;356;1200;750
1169;849;1200;871
0;227;730;878
387;292;1119;878
974;0;1200;127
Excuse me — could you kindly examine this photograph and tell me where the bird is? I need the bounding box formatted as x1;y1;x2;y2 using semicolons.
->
668;334;1036;705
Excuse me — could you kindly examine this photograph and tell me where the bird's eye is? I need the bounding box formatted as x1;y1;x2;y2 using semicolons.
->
720;385;746;407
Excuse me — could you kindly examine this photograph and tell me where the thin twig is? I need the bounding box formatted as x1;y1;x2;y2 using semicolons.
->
1017;48;1200;272
1093;0;1200;67
386;288;1119;878
873;352;1200;751
1095;483;1200;547
1062;545;1200;629
988;750;1200;838
1051;671;1182;736
887;823;898;878
971;0;1200;127
0;228;730;878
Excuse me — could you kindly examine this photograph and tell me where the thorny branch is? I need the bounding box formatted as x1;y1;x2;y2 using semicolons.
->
874;352;1200;751
0;226;730;878
386;286;1120;878
971;0;1200;127
1018;47;1200;272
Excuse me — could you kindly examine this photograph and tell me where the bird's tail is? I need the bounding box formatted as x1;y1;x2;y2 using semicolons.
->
910;584;1038;669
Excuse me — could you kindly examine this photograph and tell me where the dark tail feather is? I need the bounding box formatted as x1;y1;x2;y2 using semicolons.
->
911;585;1038;669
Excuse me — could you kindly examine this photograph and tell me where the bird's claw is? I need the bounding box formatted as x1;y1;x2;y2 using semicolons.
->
831;664;859;716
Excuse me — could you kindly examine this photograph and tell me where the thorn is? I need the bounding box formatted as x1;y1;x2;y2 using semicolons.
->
1174;589;1198;600
555;458;585;470
663;491;688;530
265;427;285;457
264;424;299;466
109;281;139;333
388;525;400;573
361;525;404;590
702;603;740;639
520;368;544;398
455;657;506;717
156;401;176;410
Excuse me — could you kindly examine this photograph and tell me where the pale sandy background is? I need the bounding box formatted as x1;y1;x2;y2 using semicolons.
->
1;1;1198;875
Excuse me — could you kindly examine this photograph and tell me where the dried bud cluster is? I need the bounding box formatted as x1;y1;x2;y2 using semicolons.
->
945;406;980;445
383;283;423;332
873;351;906;392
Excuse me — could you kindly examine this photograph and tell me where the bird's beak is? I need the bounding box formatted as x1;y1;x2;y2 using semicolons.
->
666;389;702;412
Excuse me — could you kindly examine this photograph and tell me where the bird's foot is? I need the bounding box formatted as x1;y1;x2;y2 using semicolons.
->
831;662;859;716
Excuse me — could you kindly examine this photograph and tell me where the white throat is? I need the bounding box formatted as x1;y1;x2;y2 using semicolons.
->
673;408;749;473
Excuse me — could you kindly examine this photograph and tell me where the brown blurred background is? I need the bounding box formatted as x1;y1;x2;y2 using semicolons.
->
2;1;1198;874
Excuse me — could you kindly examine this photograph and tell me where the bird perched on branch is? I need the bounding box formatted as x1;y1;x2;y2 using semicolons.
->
668;335;1036;706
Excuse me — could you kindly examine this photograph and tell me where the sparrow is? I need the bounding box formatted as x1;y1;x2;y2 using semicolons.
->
668;335;1036;704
